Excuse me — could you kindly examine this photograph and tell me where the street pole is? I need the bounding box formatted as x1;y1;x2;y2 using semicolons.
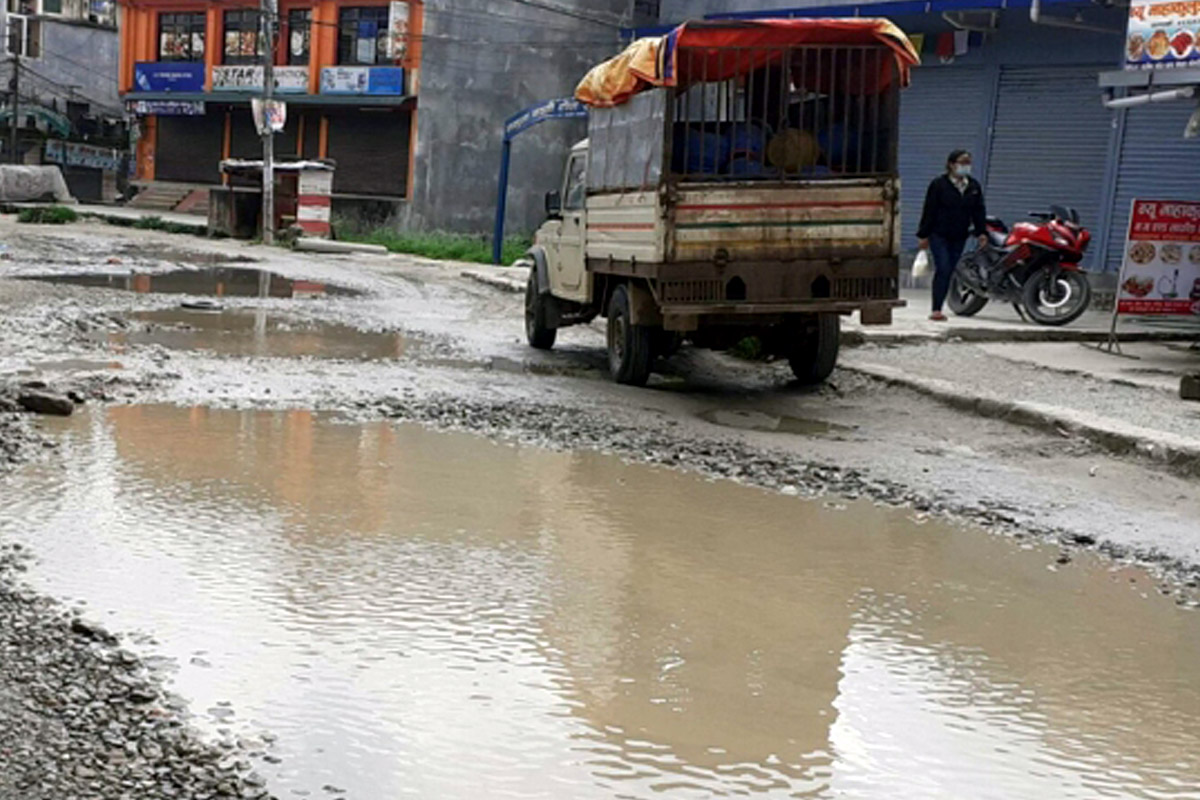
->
260;0;276;244
9;54;19;165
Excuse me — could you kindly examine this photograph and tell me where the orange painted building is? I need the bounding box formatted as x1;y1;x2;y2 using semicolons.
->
118;0;422;204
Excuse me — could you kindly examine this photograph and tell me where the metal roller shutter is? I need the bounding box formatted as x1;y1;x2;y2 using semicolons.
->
984;66;1111;267
898;66;990;242
325;110;411;197
156;114;224;184
1105;103;1200;273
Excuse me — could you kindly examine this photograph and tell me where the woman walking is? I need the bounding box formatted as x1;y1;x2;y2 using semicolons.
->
917;149;988;321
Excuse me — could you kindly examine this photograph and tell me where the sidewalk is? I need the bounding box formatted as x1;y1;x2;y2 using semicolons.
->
9;202;207;234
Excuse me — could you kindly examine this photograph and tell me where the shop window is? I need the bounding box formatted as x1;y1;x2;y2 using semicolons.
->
223;9;262;65
337;6;388;66
158;11;206;62
287;9;311;66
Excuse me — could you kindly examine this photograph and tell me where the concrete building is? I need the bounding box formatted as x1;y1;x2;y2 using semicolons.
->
1;0;125;198
650;0;1200;277
118;0;657;231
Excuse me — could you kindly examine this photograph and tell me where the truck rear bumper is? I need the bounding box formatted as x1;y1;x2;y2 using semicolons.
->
661;298;905;330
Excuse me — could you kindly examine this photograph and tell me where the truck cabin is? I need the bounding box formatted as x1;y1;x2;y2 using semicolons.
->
669;35;902;183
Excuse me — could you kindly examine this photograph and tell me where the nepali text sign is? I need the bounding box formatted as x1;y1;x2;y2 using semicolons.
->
504;98;587;140
1125;1;1200;70
212;65;308;93
319;66;405;95
44;140;124;172
126;99;206;116
133;62;205;92
1117;199;1200;315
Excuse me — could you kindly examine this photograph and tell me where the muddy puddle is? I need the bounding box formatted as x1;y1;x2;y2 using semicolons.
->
18;266;360;298
3;406;1199;799
92;309;408;361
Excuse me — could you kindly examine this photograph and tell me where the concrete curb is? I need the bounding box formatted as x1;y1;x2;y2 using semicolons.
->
843;360;1200;478
461;269;524;294
843;327;1198;347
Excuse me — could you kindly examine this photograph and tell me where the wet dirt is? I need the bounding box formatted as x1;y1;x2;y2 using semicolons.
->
93;309;410;362
3;404;1199;799
699;408;853;436
16;267;360;299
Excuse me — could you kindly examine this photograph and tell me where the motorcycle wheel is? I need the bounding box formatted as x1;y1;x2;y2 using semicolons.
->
947;273;989;317
1021;269;1091;326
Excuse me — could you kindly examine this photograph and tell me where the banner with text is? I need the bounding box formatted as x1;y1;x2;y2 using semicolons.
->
1117;199;1200;315
1125;1;1200;70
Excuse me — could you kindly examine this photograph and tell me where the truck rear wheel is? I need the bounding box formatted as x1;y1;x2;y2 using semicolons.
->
607;285;653;386
787;313;840;384
525;267;556;350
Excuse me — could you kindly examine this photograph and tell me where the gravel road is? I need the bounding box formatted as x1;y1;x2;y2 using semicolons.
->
1;217;1199;798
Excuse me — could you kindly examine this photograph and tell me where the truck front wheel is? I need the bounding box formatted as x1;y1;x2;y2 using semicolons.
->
525;267;556;350
787;313;840;384
607;285;653;386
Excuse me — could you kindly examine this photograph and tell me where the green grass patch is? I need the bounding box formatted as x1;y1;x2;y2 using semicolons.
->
728;336;766;361
17;205;78;224
335;227;532;266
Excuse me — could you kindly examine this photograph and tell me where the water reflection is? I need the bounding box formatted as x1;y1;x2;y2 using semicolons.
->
1;406;1197;799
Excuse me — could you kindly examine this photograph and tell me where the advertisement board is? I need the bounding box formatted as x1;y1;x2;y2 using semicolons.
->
319;66;405;95
387;1;409;60
1125;1;1200;70
212;65;308;93
44;140;124;172
133;62;205;93
1116;199;1200;315
126;99;206;116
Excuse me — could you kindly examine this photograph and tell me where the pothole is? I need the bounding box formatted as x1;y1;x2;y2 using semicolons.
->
90;309;407;361
17;267;360;299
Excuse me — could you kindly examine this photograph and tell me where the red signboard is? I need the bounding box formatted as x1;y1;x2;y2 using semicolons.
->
1116;199;1200;316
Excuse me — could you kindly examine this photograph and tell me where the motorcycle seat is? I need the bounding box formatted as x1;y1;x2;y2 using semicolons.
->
985;216;1008;232
987;230;1009;247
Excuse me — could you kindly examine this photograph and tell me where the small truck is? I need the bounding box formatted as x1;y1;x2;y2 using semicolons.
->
520;19;917;386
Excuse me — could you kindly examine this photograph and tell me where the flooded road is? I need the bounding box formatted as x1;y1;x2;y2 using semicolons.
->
2;406;1198;799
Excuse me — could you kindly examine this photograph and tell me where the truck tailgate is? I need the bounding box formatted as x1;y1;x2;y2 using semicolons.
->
670;181;896;262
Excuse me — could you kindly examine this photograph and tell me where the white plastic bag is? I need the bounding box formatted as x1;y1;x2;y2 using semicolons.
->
912;248;931;279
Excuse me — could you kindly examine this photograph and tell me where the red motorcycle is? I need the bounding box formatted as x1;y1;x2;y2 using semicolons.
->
948;205;1092;326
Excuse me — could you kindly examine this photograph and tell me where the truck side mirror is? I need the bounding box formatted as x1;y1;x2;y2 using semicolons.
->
545;190;562;219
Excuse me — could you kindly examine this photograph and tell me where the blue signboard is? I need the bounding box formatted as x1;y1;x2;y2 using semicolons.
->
367;67;405;95
320;66;405;96
133;62;205;93
503;98;587;140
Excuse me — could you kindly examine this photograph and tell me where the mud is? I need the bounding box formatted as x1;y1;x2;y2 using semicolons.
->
4;405;1200;799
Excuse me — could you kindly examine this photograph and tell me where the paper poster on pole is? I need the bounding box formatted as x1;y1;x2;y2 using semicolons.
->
1115;199;1200;316
251;98;287;136
387;1;409;60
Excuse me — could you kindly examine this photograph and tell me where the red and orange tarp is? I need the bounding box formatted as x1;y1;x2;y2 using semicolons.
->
576;19;919;108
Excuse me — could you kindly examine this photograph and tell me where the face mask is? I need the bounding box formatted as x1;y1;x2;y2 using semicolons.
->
954;164;972;177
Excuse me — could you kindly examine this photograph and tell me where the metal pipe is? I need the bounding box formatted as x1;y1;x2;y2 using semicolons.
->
1104;86;1197;109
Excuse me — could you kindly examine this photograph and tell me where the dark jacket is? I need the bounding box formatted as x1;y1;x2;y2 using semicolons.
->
917;174;986;242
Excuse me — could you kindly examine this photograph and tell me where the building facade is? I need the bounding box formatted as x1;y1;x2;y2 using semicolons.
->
656;0;1200;275
2;0;124;199
118;0;654;231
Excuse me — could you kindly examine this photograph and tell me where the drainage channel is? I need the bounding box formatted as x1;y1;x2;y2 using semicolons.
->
2;405;1198;799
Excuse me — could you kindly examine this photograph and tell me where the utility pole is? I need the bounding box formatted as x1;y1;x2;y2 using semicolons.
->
9;53;19;165
260;0;276;244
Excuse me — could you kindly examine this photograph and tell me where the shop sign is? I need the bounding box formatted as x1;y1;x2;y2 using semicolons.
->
1125;1;1200;70
212;66;308;93
1116;199;1200;315
125;99;206;116
319;66;405;95
44;140;124;172
133;62;205;92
